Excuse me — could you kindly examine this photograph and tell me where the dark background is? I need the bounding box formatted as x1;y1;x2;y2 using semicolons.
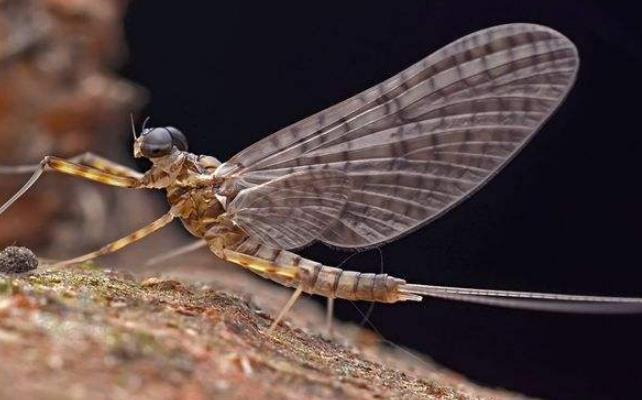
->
122;2;642;399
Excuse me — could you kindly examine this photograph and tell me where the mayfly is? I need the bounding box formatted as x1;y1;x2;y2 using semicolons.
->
2;24;642;332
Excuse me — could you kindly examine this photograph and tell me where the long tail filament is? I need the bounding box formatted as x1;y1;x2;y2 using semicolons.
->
398;283;642;313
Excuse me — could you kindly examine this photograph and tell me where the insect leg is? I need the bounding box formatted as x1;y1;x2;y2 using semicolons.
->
0;156;142;216
0;152;143;179
203;225;309;331
143;240;208;267
325;297;335;337
67;152;143;178
267;285;304;334
214;247;315;333
215;248;300;279
21;156;141;186
51;210;176;267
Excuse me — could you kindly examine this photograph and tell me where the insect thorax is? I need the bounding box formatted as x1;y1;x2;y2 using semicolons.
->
162;152;225;238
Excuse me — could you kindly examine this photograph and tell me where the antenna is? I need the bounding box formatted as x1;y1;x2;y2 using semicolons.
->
141;116;151;133
130;113;137;140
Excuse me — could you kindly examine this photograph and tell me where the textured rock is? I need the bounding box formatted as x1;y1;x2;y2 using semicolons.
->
0;265;530;400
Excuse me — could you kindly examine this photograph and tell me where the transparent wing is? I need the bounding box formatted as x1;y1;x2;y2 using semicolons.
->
216;23;579;249
227;170;351;249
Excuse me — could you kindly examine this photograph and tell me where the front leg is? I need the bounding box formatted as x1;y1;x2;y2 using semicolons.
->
67;152;143;179
44;156;142;187
0;152;143;180
0;155;144;216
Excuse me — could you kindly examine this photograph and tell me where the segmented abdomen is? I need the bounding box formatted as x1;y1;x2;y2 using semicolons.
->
232;237;416;303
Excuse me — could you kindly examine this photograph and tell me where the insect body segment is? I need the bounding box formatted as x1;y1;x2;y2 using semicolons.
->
213;236;420;303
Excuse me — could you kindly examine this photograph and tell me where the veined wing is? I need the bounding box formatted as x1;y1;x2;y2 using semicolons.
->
216;23;579;249
227;170;351;249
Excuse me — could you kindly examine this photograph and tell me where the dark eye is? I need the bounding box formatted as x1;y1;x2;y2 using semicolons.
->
140;128;173;158
166;127;188;151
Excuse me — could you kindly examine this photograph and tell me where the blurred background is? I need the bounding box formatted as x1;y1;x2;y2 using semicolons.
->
0;0;155;255
2;1;641;399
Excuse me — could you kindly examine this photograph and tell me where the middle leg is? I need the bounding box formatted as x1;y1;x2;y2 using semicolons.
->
51;209;177;267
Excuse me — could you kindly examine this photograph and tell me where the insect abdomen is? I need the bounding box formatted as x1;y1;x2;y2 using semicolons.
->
300;265;411;303
230;237;420;303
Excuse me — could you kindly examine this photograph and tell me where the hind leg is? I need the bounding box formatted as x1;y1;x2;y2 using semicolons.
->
143;240;207;267
204;224;310;333
325;297;336;337
267;286;304;334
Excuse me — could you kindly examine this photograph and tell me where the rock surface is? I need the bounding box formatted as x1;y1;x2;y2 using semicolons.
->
0;264;529;400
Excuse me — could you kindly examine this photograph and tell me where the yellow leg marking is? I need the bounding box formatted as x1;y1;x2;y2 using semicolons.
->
1;152;142;179
52;211;176;267
219;249;299;279
69;153;143;179
48;157;139;188
1;155;142;216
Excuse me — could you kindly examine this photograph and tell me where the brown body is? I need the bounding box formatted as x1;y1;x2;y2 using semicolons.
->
153;151;416;303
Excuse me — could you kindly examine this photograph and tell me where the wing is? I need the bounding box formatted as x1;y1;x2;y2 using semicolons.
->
226;170;351;249
216;23;579;249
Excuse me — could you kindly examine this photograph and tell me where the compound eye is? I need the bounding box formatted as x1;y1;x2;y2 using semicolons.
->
166;127;188;151
140;128;173;158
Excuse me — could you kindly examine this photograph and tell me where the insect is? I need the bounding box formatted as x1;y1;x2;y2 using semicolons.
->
2;24;642;333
